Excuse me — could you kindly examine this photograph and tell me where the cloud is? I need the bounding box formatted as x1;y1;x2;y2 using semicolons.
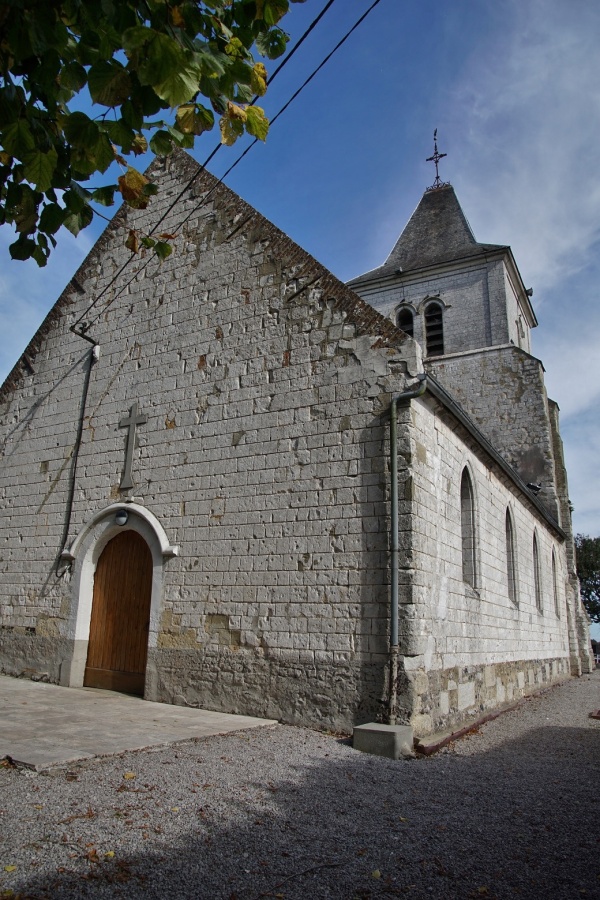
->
561;410;600;536
449;0;600;293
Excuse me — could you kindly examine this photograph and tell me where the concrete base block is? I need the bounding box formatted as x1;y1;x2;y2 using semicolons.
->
353;722;414;760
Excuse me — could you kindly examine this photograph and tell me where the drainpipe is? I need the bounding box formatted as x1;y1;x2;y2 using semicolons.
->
388;373;427;724
55;326;100;572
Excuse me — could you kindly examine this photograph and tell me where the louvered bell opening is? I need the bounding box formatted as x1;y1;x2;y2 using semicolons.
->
425;304;444;356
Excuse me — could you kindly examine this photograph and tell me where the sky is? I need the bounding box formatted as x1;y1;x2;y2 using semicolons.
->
1;0;599;628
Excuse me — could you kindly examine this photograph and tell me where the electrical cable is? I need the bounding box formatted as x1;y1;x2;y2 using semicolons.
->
75;0;382;331
73;0;339;330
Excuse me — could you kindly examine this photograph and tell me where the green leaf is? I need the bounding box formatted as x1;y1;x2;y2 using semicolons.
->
141;236;156;249
88;60;132;107
255;27;288;58
235;83;254;104
175;103;214;135
62;112;100;149
153;62;202;107
39;202;66;235
93;133;117;174
91;185;117;207
22;147;58;193
9;235;36;260
149;129;174;155
102;119;136;152
155;240;173;260
13;185;38;233
60;61;87;93
63;203;93;236
245;106;269;141
1;120;35;158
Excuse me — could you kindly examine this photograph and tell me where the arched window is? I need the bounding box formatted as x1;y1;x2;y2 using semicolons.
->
552;550;560;617
397;307;414;337
533;532;543;612
425;301;444;356
460;468;477;588
505;508;518;605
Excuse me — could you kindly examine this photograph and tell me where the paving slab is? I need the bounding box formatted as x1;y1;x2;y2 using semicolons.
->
0;675;277;770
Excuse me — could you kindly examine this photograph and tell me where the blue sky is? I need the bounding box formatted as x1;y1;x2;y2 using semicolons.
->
1;0;599;628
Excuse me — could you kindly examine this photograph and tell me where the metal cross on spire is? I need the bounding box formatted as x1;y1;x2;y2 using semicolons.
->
426;129;449;190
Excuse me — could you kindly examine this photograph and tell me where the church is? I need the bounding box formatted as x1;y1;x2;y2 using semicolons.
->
0;149;592;737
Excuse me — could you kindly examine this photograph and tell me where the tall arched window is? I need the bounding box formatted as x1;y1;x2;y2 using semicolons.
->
552;549;560;617
533;532;543;612
425;301;444;356
505;508;518;605
397;307;414;337
460;468;477;588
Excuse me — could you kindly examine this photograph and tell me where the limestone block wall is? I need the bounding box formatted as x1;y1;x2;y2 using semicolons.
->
352;256;521;357
397;395;573;736
0;154;420;731
427;346;561;523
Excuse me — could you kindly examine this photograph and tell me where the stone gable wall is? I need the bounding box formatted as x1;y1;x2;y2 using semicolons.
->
0;155;420;730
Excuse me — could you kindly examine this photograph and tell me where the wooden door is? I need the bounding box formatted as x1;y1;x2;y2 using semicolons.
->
84;530;153;695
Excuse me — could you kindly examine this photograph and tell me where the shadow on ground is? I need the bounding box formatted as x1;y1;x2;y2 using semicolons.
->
3;722;599;900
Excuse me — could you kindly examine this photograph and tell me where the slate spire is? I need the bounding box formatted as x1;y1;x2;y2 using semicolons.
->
349;185;506;285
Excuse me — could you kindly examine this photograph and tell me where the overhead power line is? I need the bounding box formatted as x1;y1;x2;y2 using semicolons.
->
75;0;383;332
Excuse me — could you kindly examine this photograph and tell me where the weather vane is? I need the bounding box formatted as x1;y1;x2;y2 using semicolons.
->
426;129;449;190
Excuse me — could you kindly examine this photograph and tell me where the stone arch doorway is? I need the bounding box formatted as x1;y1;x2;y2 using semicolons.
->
61;502;179;694
84;530;153;695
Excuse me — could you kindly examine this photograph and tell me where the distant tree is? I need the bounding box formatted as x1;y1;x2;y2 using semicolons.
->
574;534;600;623
0;0;305;264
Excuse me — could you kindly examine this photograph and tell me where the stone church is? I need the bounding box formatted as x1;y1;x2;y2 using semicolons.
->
0;150;592;737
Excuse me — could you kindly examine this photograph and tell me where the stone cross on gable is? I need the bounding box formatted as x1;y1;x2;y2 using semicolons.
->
119;401;147;491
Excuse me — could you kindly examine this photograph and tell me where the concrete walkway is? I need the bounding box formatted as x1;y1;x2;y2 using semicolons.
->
0;675;277;770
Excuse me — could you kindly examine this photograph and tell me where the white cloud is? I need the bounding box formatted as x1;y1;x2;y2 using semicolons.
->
450;0;600;292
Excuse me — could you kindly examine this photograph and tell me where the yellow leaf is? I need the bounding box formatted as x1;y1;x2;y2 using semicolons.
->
399;816;408;822
219;104;245;146
34;804;44;809
125;230;139;253
170;5;185;27
371;870;381;879
132;134;148;156
227;101;247;122
245;106;269;142
105;851;115;859
225;37;245;58
3;866;17;873
171;807;179;812
123;771;136;780
117;167;150;209
250;63;267;97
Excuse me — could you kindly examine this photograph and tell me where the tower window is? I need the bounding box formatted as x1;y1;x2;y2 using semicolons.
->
460;468;477;588
397;307;414;337
425;302;444;356
505;508;518;605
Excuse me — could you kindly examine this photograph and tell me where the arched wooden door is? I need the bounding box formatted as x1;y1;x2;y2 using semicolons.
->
84;530;153;695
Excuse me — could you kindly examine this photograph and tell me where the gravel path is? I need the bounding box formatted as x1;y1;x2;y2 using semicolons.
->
1;672;599;900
